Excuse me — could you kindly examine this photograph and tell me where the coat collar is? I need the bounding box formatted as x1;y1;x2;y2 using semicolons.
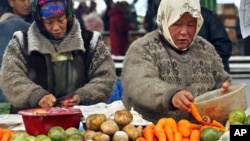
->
27;18;85;54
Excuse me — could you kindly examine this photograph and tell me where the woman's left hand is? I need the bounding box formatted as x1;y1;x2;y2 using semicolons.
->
61;94;81;107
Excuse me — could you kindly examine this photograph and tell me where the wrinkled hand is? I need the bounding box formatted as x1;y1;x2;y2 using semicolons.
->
61;94;81;107
39;94;56;108
221;81;231;93
171;90;194;112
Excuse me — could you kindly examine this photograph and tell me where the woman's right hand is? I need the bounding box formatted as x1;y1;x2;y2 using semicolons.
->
171;90;194;112
38;94;57;107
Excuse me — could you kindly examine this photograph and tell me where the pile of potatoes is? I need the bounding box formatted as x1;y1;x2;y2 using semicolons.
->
83;109;142;141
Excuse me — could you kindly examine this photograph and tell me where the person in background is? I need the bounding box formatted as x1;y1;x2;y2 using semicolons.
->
83;0;104;31
89;0;97;13
74;1;88;29
102;0;114;31
1;0;116;113
127;0;139;30
109;1;135;56
144;0;160;32
7;0;33;23
199;7;232;73
121;0;231;123
144;0;232;73
0;0;31;102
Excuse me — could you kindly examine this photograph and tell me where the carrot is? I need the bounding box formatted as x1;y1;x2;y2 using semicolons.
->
143;124;155;141
210;120;225;130
157;118;169;126
1;129;12;141
189;123;201;130
183;138;190;141
190;103;210;125
154;124;167;141
0;128;4;139
177;119;191;138
154;117;168;141
174;131;183;141
202;116;211;124
138;136;146;141
166;118;178;133
164;123;174;141
190;129;200;141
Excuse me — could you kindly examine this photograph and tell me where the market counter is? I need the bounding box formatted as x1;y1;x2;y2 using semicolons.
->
1;101;250;133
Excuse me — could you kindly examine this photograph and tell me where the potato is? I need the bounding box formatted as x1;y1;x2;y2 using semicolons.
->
112;131;129;141
122;124;140;140
86;113;107;131
114;109;133;127
83;130;96;140
100;119;119;135
92;131;110;141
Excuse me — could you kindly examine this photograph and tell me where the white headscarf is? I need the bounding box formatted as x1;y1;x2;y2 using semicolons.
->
156;0;204;50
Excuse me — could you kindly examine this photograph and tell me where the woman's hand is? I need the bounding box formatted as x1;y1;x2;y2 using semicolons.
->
61;94;81;107
221;81;231;93
171;90;194;112
39;94;57;107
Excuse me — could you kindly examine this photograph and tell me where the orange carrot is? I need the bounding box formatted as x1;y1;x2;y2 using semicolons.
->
190;103;210;125
190;123;201;130
1;129;12;141
154;117;168;141
183;138;190;141
174;131;183;141
166;118;178;133
210;120;225;130
138;136;146;141
177;119;191;138
202;116;211;124
164;123;174;141
157;118;168;126
0;128;4;139
190;129;200;141
154;124;167;141
143;124;155;141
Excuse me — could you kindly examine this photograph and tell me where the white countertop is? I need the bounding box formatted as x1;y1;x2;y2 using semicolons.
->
1;102;249;132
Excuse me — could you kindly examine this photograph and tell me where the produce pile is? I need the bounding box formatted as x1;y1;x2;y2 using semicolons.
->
220;109;250;141
83;109;141;141
9;126;84;141
138;103;226;141
0;128;15;141
5;103;249;141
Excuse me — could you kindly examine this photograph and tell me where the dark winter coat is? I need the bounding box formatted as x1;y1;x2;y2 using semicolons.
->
198;7;232;73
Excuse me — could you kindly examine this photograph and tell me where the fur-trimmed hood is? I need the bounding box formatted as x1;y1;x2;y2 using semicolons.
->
14;18;86;54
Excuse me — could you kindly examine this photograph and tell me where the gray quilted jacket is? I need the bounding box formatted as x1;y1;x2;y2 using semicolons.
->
1;18;116;109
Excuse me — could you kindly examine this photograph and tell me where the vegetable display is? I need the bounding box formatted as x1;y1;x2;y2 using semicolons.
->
138;102;226;141
6;103;249;141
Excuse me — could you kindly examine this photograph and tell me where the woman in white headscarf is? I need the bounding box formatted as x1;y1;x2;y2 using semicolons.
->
121;0;231;123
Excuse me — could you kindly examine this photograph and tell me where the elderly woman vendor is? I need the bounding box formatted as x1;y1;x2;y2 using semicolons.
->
121;0;231;123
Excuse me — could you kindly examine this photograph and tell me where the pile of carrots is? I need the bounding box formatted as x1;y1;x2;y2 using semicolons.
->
137;103;225;141
0;128;15;141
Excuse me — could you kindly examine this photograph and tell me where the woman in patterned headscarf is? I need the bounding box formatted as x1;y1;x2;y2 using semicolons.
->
121;0;231;123
1;0;116;113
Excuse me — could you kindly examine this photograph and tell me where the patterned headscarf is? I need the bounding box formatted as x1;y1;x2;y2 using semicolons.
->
40;1;65;19
30;0;74;39
156;0;203;50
